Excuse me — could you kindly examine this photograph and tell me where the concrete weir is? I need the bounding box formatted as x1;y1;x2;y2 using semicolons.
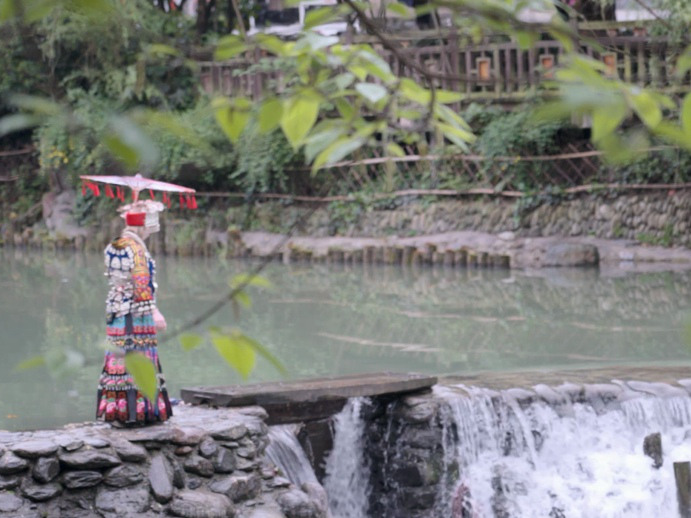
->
1;368;691;517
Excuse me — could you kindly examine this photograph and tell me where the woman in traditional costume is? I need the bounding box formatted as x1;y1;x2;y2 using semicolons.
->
96;199;173;425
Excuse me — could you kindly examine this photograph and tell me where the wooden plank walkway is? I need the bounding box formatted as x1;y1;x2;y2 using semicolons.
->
181;372;437;424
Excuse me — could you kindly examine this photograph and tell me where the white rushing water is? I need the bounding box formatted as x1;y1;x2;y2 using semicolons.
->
323;397;371;518
437;383;691;518
266;424;319;488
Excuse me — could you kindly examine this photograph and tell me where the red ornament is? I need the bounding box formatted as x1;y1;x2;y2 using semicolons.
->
105;185;115;198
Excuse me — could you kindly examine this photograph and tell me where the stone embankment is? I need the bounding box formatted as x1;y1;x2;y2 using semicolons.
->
0;405;327;518
231;230;691;269
4;190;691;269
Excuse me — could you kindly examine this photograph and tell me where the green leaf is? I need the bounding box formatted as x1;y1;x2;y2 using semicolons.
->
234;290;252;309
230;273;272;289
124;352;157;402
281;96;320;149
591;102;628;142
213;97;251;143
145;43;181;58
9;94;61;116
23;0;55;22
179;333;203;352
104;117;158;170
386;142;406;157
0;114;41;137
15;355;45;371
333;98;354;120
312;136;365;171
255;34;289;56
240;334;287;376
210;330;256;379
682;93;691;133
215;35;247;60
66;0;115;17
333;72;355;91
349;65;368;81
355;82;388;103
677;46;691;78
437;122;472;151
0;0;17;22
304;127;345;162
258;97;283;133
630;91;661;129
400;79;431;105
304;6;345;30
515;31;538;50
299;32;339;52
387;2;410;17
435;90;464;104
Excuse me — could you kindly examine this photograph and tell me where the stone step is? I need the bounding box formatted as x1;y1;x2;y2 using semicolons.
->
181;372;437;425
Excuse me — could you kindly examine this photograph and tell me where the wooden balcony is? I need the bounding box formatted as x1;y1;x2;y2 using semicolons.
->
199;25;690;103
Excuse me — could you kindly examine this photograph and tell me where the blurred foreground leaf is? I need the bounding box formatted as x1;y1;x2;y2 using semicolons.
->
15;355;46;371
210;329;256;379
124;352;157;402
179;332;204;352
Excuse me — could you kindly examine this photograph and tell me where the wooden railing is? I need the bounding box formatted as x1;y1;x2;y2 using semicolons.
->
199;32;691;102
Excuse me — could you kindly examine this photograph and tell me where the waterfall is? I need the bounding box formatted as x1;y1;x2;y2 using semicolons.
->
323;397;371;518
266;424;319;487
437;382;691;518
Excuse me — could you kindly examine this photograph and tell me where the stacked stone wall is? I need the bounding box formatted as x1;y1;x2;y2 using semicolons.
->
0;406;327;518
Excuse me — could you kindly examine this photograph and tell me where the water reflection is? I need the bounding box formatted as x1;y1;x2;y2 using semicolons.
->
1;248;691;431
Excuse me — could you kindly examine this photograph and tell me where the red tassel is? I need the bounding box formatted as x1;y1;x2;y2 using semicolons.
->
186;195;197;209
179;193;184;209
87;182;99;197
105;185;114;198
116;186;125;202
149;189;155;200
163;192;172;208
81;183;86;196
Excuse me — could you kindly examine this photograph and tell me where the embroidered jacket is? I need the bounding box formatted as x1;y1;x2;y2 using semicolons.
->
104;235;157;321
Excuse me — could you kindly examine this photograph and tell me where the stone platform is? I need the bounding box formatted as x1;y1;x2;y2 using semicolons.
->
181;372;437;424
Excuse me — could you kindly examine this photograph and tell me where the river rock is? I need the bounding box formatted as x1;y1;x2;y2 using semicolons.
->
168;490;234;518
57;437;84;452
58;448;121;469
277;489;322;518
240;506;285;518
12;440;59;458
0;491;23;512
301;482;328;517
173;427;206;446
120;427;175;444
199;437;218;458
21;480;62;501
0;452;30;474
183;455;214;477
111;440;148;463
0;475;20;489
62;470;103;489
209;473;261;503
84;437;110;449
31;456;60;484
210;424;249;442
149;453;174;503
643;432;663;469
104;465;145;487
213;448;236;473
95;485;150;514
542;242;599;267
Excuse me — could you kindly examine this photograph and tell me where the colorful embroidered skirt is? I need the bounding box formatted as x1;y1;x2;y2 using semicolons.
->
97;313;172;424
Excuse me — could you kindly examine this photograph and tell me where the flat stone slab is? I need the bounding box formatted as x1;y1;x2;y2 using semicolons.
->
182;372;436;424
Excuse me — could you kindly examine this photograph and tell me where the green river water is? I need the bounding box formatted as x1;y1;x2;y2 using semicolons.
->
1;248;691;431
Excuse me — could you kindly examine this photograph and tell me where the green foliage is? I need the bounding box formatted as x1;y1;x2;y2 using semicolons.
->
232;123;303;194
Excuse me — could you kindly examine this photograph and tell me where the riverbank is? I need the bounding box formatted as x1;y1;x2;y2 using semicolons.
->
3;189;691;269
